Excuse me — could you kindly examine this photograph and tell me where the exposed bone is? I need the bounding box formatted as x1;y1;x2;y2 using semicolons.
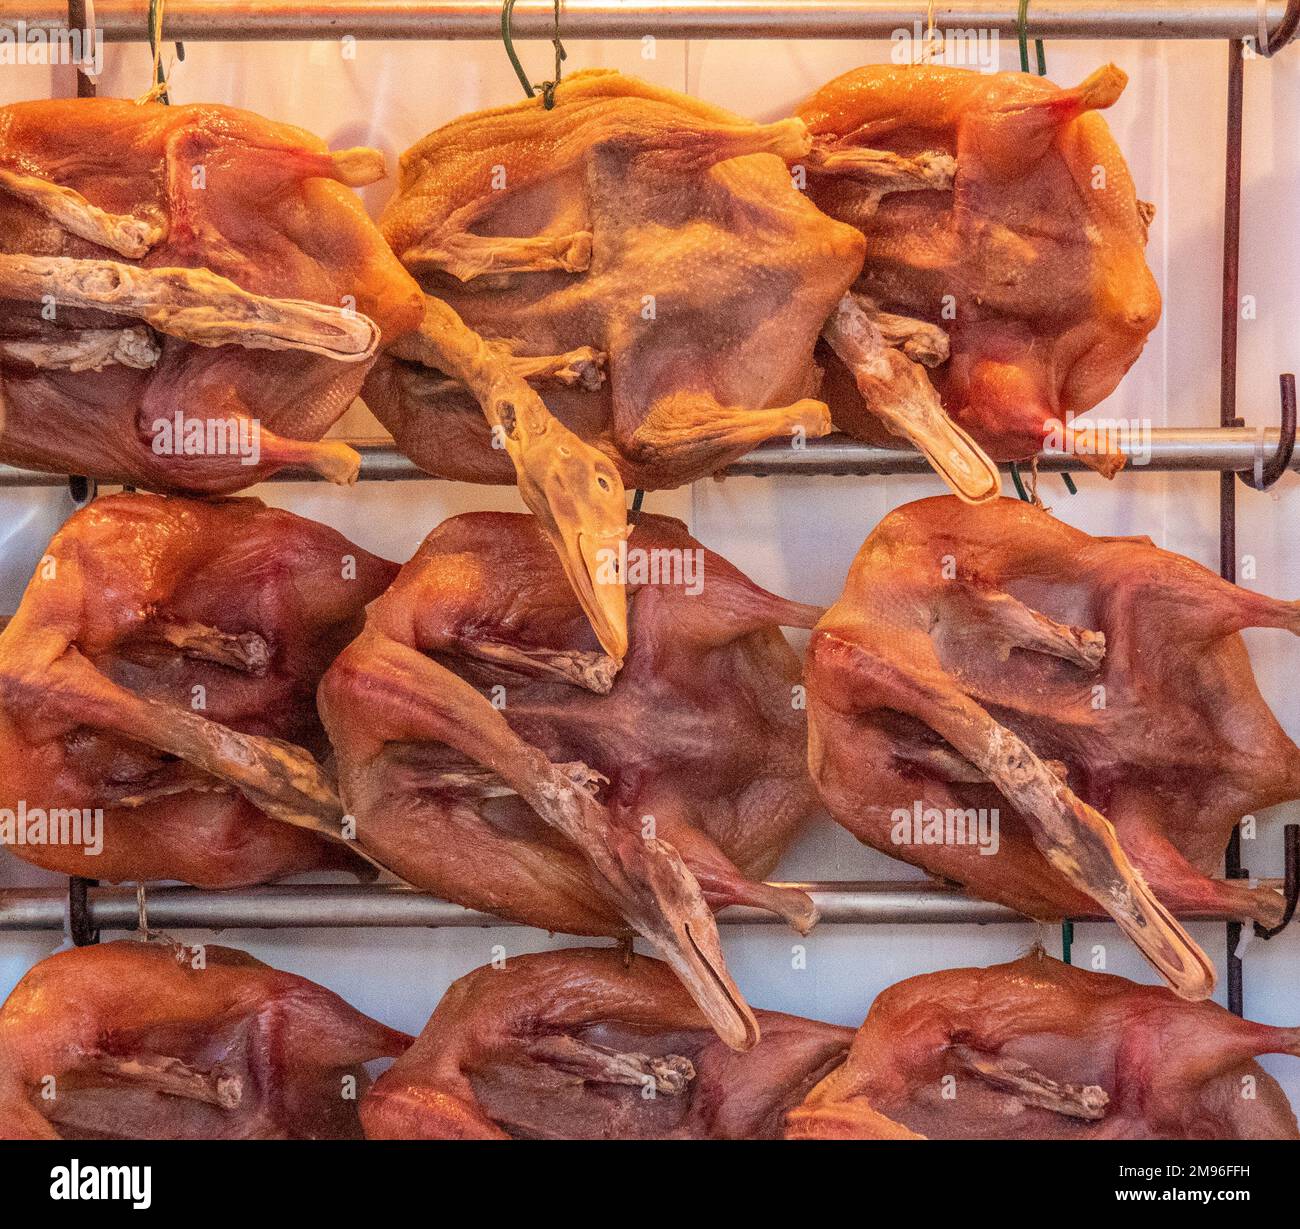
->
391;295;630;663
975;718;1212;998
1060;417;1127;479
45;647;396;874
405;343;607;398
626;392;831;469
152;620;272;675
952;1044;1109;1121
0;326;160;371
405;230;593;283
530;1034;695;1096
0;254;380;360
953;588;1106;671
894;742;988;783
109;773;233;808
824;294;1000;504
251;425;361;485
465;638;619;694
826;632;1215;1001
851;294;949;367
88;1052;243;1109
328;146;387;187
0;166;164;258
506;344;606;391
807;142;955;212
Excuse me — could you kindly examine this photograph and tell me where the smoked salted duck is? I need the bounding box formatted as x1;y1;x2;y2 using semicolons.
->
0;941;410;1139
788;951;1300;1139
0;491;396;886
361;947;852;1140
806;496;1300;1000
318;510;823;1049
796;64;1160;475
0;97;424;489
369;71;863;491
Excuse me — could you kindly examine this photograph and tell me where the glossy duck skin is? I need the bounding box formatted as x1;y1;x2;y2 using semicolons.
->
0;97;425;491
0;492;397;886
0;941;410;1140
362;948;852;1140
807;497;1300;999
368;69;865;493
789;952;1300;1139
797;65;1160;470
319;510;822;1049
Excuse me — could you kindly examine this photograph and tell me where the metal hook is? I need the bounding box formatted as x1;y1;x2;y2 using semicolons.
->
1259;0;1300;55
1016;0;1046;75
501;0;567;109
1255;824;1300;938
1235;373;1296;490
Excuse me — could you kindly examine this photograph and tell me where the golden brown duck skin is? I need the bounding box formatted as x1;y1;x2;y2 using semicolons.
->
362;948;852;1140
806;496;1300;999
796;64;1160;470
368;69;865;492
789;952;1300;1140
0;491;398;886
0;941;411;1140
0;97;425;491
319;509;823;1050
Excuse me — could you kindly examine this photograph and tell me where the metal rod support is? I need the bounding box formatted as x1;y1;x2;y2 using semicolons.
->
0;880;1281;932
0;429;1294;488
7;1;1294;42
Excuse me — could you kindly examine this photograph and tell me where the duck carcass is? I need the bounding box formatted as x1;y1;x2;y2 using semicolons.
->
0;492;396;886
0;940;409;1139
806;496;1300;1000
0;97;425;489
796;64;1160;474
789;951;1300;1139
318;510;823;1050
361;947;852;1140
368;71;865;491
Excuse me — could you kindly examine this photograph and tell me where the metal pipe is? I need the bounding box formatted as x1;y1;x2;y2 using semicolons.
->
1;428;1294;488
0;880;1281;931
7;1;1294;42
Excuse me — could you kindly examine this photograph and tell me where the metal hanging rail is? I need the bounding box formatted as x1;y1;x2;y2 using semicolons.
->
0;879;1284;932
8;1;1299;42
0;428;1294;488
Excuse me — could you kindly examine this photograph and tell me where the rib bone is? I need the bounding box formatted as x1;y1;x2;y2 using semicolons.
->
952;1044;1109;1120
152;620;272;675
807;143;955;211
529;1034;695;1096
89;1052;243;1109
0;326;160;371
953;588;1106;670
0;166;164;257
405;230;594;282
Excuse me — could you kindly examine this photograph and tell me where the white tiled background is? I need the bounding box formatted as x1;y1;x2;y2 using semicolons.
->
1;29;1298;1109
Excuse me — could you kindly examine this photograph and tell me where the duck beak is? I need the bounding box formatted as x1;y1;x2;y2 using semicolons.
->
522;430;630;663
